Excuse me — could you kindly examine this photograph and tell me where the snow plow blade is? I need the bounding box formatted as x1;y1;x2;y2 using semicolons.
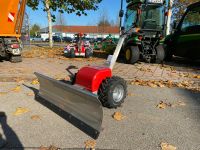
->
34;72;103;139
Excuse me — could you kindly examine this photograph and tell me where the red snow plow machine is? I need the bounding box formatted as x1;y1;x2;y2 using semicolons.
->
35;37;127;139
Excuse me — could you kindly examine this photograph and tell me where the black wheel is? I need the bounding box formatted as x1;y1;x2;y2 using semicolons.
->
125;46;140;64
85;48;93;58
70;49;75;58
164;48;173;61
10;55;22;63
156;45;165;63
98;76;127;108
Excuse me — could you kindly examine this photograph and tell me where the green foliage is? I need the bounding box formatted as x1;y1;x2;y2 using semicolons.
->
30;24;40;37
27;0;102;22
172;0;199;21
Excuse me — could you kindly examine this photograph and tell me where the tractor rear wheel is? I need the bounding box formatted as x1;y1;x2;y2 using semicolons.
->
98;76;127;108
10;55;22;63
70;49;75;58
156;45;165;63
125;46;140;64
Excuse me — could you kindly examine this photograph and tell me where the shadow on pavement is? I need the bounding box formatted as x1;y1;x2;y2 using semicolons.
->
164;57;200;69
0;112;24;150
24;84;100;139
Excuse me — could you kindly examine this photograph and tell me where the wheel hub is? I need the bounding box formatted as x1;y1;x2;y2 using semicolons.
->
126;49;131;60
112;84;124;103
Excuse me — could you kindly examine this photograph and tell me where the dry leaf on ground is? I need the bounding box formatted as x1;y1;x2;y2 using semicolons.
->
0;92;8;96
128;93;134;96
112;112;126;121
84;140;96;149
172;101;186;107
13;107;29;116
31;115;41;120
156;101;171;109
39;145;60;150
27;92;34;96
31;79;39;85
161;142;177;150
12;86;21;92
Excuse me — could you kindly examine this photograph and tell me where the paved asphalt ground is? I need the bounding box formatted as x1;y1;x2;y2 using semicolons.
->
0;82;200;149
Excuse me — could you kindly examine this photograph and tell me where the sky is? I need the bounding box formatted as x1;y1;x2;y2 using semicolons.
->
26;0;127;28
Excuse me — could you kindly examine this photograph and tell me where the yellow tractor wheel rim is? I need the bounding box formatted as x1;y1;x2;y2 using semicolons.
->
126;49;131;60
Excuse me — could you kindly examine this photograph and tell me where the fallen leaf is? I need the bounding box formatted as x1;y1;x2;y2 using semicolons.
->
31;115;41;120
27;92;34;96
161;142;177;150
31;79;39;85
0;92;8;96
39;145;60;150
156;101;171;109
12;86;21;92
172;101;186;107
13;107;29;116
112;112;126;121
128;93;134;96
84;140;96;149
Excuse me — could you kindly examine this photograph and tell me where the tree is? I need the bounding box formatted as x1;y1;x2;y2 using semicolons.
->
56;12;67;33
172;0;199;21
97;9;111;27
30;24;40;37
27;0;102;48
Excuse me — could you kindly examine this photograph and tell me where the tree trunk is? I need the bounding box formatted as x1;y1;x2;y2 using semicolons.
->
45;0;53;48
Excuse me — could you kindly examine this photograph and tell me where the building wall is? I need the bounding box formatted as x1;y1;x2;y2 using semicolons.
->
40;32;120;41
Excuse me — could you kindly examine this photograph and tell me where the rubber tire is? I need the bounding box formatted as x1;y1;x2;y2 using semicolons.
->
10;55;22;63
98;76;127;108
156;45;165;63
164;48;173;61
70;49;75;58
85;48;93;58
125;46;140;64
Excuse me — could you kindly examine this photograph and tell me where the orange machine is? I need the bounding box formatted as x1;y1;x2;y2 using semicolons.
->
0;0;27;62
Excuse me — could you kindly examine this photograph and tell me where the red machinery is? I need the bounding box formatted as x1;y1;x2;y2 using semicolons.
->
64;33;93;58
35;36;127;139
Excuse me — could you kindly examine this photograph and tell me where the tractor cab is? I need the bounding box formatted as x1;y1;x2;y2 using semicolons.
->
123;0;166;63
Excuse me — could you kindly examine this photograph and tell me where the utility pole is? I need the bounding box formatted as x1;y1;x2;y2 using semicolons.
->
166;0;173;35
119;0;124;35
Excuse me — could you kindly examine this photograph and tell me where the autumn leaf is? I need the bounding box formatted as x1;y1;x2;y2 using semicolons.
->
156;101;171;109
27;92;34;96
0;92;8;96
128;93;134;96
112;112;126;121
31;79;39;85
39;145;60;150
13;107;29;116
84;140;96;149
12;86;21;92
31;115;41;120
161;142;177;150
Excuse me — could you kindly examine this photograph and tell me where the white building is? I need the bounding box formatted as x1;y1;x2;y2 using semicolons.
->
40;25;120;41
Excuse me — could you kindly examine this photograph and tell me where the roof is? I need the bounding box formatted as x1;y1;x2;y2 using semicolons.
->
40;25;120;34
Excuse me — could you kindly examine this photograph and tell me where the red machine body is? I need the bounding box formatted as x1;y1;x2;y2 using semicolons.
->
75;66;112;92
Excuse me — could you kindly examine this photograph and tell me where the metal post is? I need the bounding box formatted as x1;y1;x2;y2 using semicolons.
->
166;0;173;35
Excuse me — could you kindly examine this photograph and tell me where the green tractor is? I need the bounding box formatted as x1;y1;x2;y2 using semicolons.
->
164;1;200;61
122;0;167;64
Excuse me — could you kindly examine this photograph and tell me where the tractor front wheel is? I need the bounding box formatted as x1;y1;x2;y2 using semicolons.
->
98;76;127;108
85;48;93;58
70;49;75;58
125;46;140;64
